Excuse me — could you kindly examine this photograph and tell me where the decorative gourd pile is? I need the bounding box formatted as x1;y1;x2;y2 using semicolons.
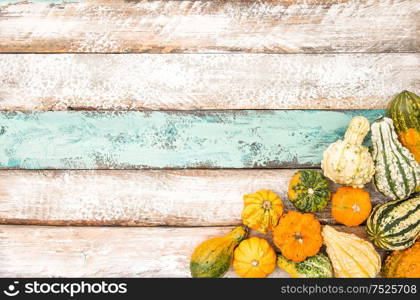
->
190;90;420;278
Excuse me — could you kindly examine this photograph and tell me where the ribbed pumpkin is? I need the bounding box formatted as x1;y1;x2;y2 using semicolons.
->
190;226;248;278
288;170;331;213
371;117;420;200
233;237;276;278
331;187;372;226
366;196;420;250
273;211;323;263
382;241;420;278
321;116;375;188
387;91;420;165
322;225;381;278
277;253;333;278
242;190;284;234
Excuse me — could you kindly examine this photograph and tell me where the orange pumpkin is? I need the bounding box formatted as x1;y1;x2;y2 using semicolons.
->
242;190;284;234
233;237;277;278
331;187;372;226
273;211;323;262
382;241;420;278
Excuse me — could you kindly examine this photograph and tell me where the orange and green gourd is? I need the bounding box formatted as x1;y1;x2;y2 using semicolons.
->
190;226;248;278
387;90;420;165
382;241;420;278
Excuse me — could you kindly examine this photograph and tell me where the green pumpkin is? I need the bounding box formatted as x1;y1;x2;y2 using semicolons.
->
288;170;331;212
190;226;248;278
387;90;420;164
371;117;420;200
277;253;333;278
366;196;420;250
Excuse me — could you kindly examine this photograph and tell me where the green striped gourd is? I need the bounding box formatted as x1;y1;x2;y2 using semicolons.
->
321;116;375;188
387;91;420;165
366;196;420;250
277;253;333;278
371;117;420;200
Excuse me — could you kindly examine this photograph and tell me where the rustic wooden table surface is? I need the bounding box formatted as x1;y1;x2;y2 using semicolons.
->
0;0;419;277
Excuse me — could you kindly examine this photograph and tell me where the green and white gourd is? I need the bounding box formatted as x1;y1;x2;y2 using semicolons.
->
371;117;420;200
322;116;375;188
277;253;333;278
366;196;420;250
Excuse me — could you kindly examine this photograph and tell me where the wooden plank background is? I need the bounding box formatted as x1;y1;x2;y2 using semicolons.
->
0;225;385;277
0;54;418;110
0;170;388;226
0;0;418;278
0;110;383;169
0;0;418;53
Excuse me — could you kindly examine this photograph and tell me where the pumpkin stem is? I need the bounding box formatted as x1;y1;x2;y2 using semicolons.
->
294;233;303;243
352;203;361;213
307;188;314;195
262;200;272;210
251;259;259;267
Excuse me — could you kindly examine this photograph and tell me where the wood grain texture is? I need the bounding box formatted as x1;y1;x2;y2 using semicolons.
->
0;110;384;169
0;54;418;111
0;169;389;226
0;0;419;53
0;225;384;277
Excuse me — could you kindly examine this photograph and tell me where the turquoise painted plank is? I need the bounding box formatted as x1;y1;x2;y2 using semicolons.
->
0;110;384;169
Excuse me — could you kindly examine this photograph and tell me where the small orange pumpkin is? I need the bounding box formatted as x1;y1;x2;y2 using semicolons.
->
273;211;323;262
242;190;284;234
331;187;372;226
233;237;277;278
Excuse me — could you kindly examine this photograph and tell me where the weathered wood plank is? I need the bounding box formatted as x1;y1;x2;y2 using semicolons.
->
0;225;384;277
0;110;383;169
0;170;389;226
0;54;418;110
0;0;418;53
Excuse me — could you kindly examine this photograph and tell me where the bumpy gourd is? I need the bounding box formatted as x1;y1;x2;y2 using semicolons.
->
331;187;372;226
321;116;375;188
242;190;284;234
233;237;276;278
190;226;248;278
288;170;331;213
322;225;381;278
371;117;420;200
387;90;420;165
273;211;323;263
366;196;420;250
277;253;333;278
382;241;420;278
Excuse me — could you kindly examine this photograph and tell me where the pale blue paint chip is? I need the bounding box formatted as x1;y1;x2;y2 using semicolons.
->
0;110;384;169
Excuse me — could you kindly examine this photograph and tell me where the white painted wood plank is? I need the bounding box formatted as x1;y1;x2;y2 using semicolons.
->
0;170;388;226
0;225;377;277
0;0;418;53
0;53;418;110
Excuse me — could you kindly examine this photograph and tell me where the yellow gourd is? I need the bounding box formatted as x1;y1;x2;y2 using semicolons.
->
242;190;284;234
322;225;381;278
233;237;276;278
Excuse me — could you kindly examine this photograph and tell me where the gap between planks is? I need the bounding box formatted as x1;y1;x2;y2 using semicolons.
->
0;169;388;227
0;53;418;110
0;0;419;53
0;225;386;277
